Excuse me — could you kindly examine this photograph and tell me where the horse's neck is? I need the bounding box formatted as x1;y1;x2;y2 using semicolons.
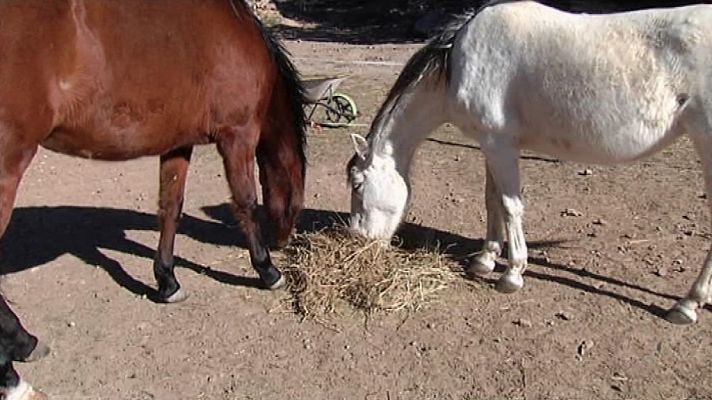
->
369;81;448;174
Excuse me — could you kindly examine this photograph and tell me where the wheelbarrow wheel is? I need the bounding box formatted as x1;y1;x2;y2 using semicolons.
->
324;93;358;125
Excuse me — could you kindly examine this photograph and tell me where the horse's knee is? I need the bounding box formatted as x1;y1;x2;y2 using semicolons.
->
500;195;524;220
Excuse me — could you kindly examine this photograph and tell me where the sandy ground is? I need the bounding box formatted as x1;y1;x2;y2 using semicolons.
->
2;33;712;400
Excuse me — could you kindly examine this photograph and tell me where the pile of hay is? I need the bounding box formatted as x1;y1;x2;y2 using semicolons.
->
281;226;461;318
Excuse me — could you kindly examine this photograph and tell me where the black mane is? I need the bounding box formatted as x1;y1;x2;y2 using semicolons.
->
229;0;307;177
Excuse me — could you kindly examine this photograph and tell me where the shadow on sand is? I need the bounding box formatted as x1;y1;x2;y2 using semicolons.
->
0;204;686;316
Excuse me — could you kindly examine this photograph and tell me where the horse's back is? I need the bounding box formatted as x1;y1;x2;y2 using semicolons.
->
0;0;279;160
452;1;712;163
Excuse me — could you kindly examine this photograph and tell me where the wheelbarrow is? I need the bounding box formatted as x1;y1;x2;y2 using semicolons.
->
303;75;358;128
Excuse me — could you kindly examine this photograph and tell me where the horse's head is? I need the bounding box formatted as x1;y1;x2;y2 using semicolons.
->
258;146;304;248
347;133;409;241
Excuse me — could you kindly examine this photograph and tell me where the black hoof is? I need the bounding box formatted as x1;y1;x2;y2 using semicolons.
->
20;341;50;363
257;266;284;290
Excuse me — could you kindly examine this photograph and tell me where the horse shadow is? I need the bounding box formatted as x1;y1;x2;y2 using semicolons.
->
0;206;267;299
0;205;686;317
269;0;709;45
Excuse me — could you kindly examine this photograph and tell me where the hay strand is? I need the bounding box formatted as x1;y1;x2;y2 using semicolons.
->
281;226;460;318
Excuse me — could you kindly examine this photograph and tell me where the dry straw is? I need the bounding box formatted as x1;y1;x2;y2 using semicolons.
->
281;225;462;318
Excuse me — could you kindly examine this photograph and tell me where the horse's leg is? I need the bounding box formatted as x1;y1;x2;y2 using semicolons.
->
483;146;528;293
469;164;504;275
0;143;47;398
0;297;48;400
0;360;46;400
0;143;49;361
217;131;285;290
153;146;193;303
0;297;49;363
666;133;712;324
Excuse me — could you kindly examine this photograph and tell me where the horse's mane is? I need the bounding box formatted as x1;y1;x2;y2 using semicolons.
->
387;0;519;98
357;0;518;151
228;0;307;176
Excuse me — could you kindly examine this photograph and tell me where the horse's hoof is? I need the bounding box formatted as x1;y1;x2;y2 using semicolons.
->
666;304;697;325
3;381;47;400
268;274;286;290
23;341;50;363
495;273;524;294
164;289;189;304
24;387;48;400
468;257;495;276
257;265;285;290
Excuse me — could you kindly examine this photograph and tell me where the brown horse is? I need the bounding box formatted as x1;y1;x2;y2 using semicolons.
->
0;0;305;397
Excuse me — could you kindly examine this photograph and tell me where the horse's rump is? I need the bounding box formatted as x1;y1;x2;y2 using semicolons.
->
449;2;712;162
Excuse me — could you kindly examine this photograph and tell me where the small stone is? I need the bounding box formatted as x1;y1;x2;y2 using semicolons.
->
655;267;668;277
577;168;593;176
577;339;594;356
612;372;629;382
514;318;532;328
68;321;76;328
562;208;583;217
555;311;573;321
592;218;607;225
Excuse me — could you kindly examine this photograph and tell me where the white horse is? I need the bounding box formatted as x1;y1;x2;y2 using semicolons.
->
347;0;712;324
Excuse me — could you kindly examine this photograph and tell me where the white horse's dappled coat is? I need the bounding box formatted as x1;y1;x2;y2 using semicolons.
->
347;0;712;324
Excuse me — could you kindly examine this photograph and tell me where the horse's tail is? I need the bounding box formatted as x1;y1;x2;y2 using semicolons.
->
243;3;306;247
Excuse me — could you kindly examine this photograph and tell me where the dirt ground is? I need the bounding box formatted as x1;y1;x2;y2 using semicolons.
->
3;14;712;400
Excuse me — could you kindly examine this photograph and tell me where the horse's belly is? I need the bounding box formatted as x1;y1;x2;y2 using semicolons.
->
517;87;686;163
40;127;203;161
520;126;682;164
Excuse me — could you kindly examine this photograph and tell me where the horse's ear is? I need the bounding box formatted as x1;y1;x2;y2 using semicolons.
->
351;134;368;160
